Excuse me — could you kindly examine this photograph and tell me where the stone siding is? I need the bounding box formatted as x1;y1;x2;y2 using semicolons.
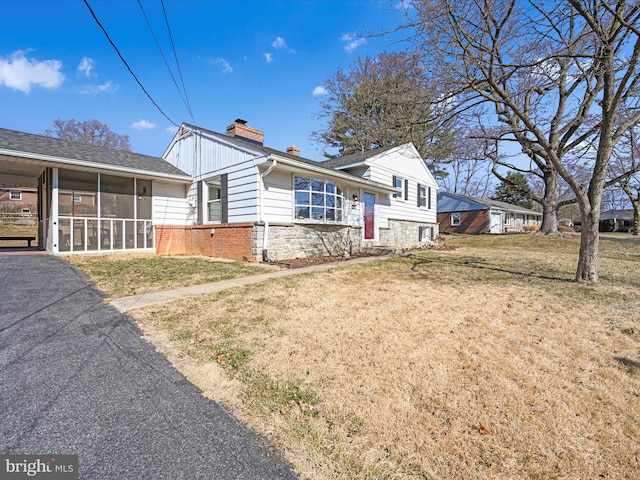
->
254;223;363;261
378;219;440;249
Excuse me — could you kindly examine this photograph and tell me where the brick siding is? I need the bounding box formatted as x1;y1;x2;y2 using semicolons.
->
155;223;254;260
438;210;489;234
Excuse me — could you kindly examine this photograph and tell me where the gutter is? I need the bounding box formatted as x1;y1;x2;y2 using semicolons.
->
0;149;192;183
257;155;399;195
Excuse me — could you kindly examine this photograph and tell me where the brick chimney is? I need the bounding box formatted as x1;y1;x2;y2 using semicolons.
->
286;145;300;156
226;119;264;145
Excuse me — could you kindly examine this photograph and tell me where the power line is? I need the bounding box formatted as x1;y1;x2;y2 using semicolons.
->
136;0;194;122
82;0;179;127
160;0;195;121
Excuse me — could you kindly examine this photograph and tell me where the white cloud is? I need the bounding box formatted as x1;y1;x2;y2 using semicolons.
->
132;119;156;130
312;86;327;96
78;57;95;77
165;125;178;135
271;36;294;53
0;50;64;93
211;57;233;73
341;33;367;53
264;53;273;64
272;37;287;49
79;80;117;95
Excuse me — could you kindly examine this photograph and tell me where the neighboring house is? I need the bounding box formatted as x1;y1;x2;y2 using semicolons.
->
599;209;635;232
437;191;542;234
0;127;192;254
0;122;439;260
161;120;440;261
0;185;37;213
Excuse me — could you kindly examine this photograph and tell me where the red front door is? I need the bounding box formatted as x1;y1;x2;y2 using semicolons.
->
364;192;375;240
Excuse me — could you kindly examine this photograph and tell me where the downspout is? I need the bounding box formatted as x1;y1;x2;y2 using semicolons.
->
259;159;277;263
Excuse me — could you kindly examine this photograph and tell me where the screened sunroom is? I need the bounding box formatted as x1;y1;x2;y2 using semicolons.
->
55;169;154;253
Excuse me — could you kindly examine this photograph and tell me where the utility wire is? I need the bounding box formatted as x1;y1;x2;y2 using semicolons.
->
137;0;194;122
82;0;179;127
160;0;195;121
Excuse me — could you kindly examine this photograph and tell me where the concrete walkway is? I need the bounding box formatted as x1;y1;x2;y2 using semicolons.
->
110;255;391;312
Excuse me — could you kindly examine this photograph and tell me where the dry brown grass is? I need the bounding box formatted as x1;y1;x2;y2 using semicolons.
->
130;233;640;479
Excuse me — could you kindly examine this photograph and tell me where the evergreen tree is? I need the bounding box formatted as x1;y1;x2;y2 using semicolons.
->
492;172;533;209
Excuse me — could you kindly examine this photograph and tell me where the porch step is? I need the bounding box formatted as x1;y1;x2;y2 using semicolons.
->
361;245;398;256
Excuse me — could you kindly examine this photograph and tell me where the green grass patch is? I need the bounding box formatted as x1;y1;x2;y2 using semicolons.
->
68;255;272;297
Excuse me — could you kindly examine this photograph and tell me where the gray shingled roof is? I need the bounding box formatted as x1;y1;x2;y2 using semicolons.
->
0;127;190;178
318;145;400;168
181;123;398;181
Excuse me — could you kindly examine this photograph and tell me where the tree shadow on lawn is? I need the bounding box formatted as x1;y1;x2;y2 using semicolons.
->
410;255;576;283
615;357;640;374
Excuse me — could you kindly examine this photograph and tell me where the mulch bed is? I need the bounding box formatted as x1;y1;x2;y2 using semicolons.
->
276;252;379;269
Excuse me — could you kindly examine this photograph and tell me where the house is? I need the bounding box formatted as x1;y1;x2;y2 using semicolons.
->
0;127;192;253
437;191;541;234
160;120;440;261
599;209;635;232
0;185;37;213
0;122;439;259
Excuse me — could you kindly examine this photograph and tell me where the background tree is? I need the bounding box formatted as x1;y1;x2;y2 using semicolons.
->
45;118;131;151
400;0;640;283
492;172;534;209
314;52;456;166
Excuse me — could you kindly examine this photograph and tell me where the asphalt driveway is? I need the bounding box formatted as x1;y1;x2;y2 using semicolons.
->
0;254;297;479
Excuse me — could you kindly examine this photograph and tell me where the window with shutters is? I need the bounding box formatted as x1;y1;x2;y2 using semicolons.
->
392;176;403;198
418;185;427;207
207;178;222;222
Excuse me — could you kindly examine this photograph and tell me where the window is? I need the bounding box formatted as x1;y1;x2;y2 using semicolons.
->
207;181;222;222
451;212;461;226
392;176;403;198
419;226;433;242
9;190;22;200
294;177;344;222
418;185;427;207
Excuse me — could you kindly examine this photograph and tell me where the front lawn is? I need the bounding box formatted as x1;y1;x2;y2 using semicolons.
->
95;233;640;479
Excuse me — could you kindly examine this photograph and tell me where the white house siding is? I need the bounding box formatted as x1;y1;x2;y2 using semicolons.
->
153;181;189;226
365;147;439;231
261;169;295;224
164;131;258;177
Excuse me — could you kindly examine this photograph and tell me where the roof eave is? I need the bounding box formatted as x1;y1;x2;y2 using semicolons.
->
0;149;192;183
261;155;399;194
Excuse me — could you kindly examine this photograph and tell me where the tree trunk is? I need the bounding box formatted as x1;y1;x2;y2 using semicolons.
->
576;209;600;283
632;200;639;236
538;169;560;236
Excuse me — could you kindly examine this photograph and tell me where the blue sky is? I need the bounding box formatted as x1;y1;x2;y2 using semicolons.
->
0;0;408;159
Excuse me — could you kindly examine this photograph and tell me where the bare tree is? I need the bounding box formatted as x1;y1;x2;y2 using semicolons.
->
45;118;131;151
314;52;456;165
400;0;640;283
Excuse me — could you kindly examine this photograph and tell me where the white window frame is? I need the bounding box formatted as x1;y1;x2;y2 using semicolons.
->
9;190;22;200
293;176;345;223
393;176;404;199
418;185;427;207
206;179;222;223
451;212;461;226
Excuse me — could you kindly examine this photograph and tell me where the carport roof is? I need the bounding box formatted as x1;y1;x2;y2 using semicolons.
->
0;127;191;180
